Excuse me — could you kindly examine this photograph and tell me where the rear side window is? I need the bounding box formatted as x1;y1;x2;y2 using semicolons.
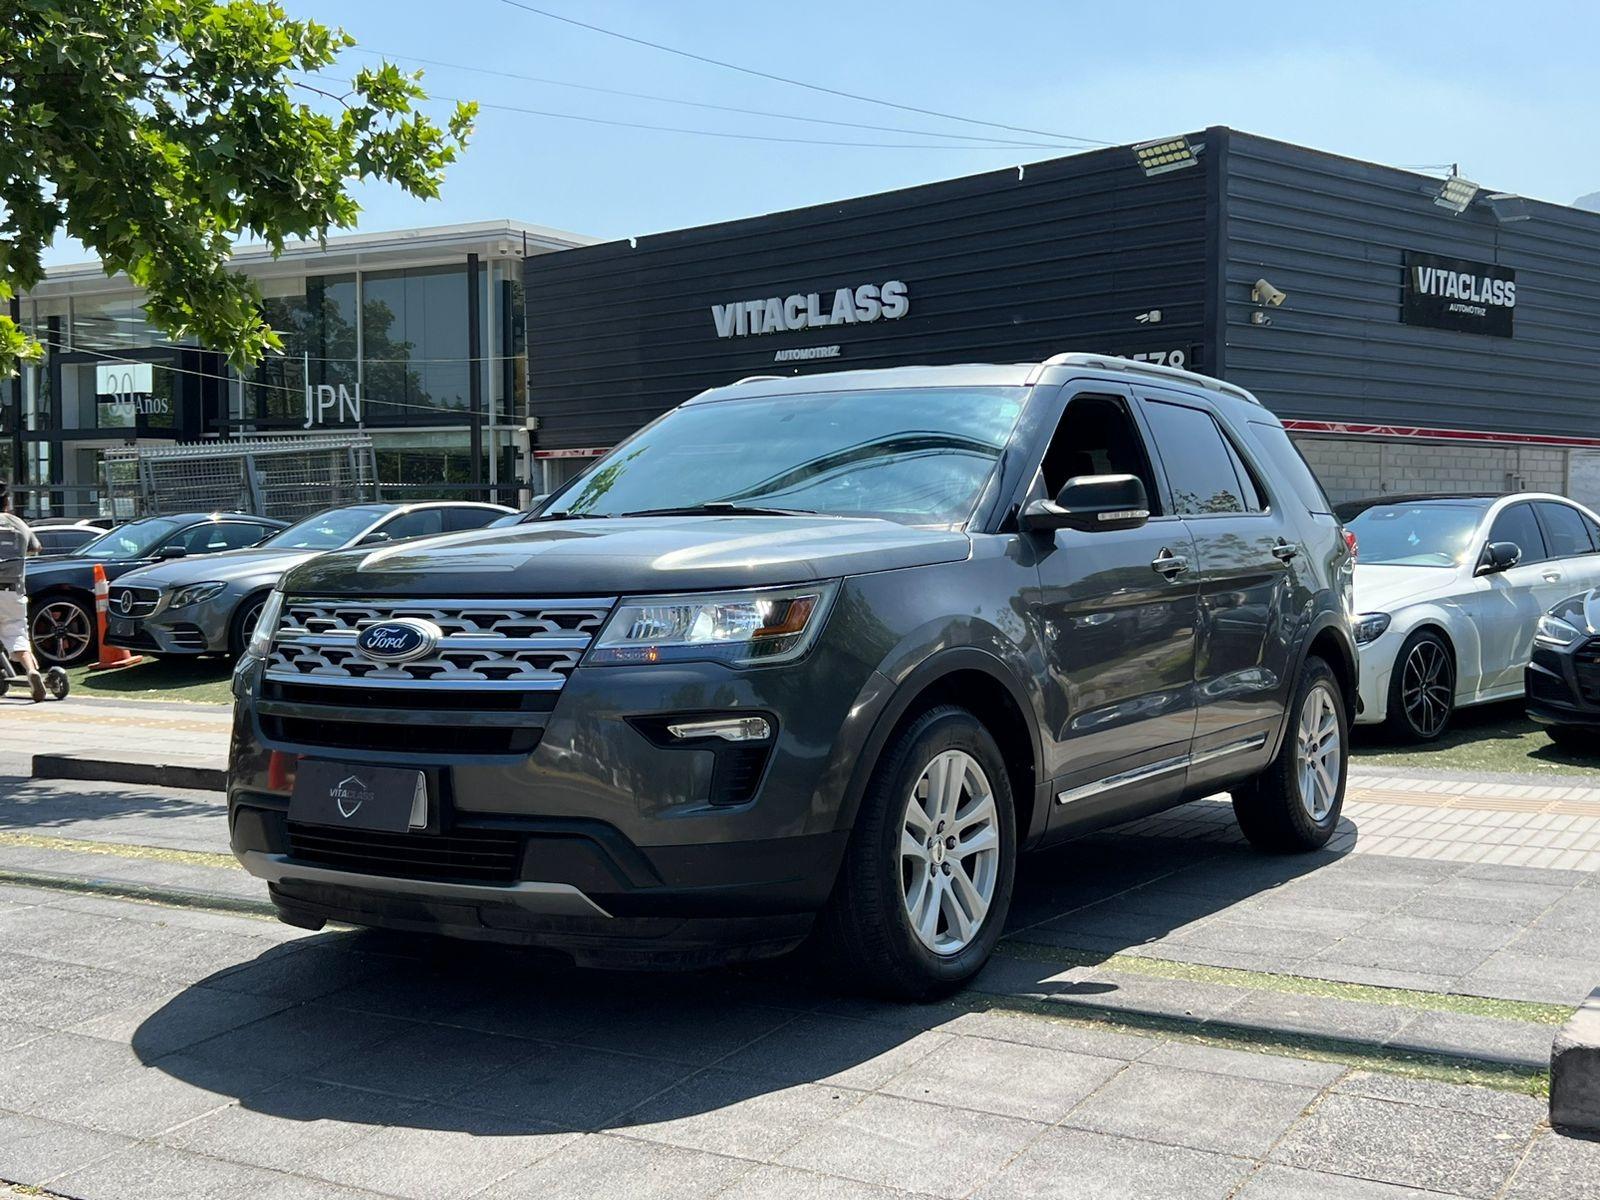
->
443;507;502;532
1488;502;1547;564
1141;400;1248;516
1536;502;1596;557
1248;422;1335;516
375;508;446;542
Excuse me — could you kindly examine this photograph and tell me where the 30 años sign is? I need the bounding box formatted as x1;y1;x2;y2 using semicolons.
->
1402;251;1516;338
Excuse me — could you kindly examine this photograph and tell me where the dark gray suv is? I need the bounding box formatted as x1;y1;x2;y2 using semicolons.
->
228;354;1357;998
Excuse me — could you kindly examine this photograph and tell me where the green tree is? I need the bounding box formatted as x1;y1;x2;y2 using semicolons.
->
0;0;476;374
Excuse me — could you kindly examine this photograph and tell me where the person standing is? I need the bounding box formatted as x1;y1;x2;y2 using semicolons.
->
0;486;46;702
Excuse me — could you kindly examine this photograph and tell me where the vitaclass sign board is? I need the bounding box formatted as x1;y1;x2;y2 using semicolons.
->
1402;252;1515;338
712;280;909;338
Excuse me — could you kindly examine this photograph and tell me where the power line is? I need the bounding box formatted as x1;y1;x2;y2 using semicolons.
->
439;92;1071;150
493;0;1112;146
354;47;1081;150
298;73;1069;151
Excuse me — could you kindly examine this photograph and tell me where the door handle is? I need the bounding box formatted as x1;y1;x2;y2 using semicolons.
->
1151;550;1189;578
1543;570;1563;583
1271;540;1300;562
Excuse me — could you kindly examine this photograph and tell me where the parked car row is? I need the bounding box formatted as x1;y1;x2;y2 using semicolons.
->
1340;492;1600;745
22;504;513;667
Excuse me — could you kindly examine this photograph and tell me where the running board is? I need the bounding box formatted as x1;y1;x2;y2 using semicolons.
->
1055;734;1267;805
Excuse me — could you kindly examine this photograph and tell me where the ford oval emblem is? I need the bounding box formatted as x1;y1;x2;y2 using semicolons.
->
355;618;441;664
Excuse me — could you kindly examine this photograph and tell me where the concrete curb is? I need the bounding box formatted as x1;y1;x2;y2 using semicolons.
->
1551;985;1600;1132
31;752;226;793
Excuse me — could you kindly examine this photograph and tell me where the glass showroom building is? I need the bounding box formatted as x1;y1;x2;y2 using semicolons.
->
6;220;594;517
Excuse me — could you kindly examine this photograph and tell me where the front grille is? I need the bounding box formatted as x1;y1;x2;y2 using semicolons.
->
1575;638;1600;704
286;822;522;883
264;597;614;690
109;585;161;619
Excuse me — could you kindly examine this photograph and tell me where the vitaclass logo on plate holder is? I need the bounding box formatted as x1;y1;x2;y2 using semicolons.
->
355;618;442;664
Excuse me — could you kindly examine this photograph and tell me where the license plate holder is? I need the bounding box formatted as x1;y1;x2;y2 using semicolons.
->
107;617;136;639
288;761;427;833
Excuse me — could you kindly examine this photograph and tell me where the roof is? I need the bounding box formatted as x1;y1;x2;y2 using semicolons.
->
29;219;600;299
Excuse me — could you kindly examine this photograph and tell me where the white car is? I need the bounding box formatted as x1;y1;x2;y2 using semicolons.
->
1346;492;1600;741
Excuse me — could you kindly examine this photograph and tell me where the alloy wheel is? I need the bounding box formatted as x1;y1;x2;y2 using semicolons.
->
1295;682;1342;822
31;600;93;666
240;599;267;644
900;749;1001;956
1400;640;1453;738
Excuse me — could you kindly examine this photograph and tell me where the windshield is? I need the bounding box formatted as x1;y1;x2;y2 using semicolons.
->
544;387;1028;527
260;507;388;550
77;517;184;561
1348;502;1489;567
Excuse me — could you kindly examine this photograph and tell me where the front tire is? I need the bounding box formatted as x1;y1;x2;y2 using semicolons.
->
228;592;271;658
30;593;96;667
1232;656;1348;852
1384;629;1455;742
817;705;1017;1000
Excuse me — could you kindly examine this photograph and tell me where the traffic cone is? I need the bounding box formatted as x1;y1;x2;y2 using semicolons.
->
89;563;145;672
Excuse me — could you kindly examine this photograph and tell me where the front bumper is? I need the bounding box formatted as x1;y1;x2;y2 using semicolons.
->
1525;644;1600;731
105;600;232;655
227;634;892;967
1353;635;1399;725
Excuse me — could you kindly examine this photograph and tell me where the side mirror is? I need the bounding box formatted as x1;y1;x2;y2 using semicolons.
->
156;545;188;560
1021;474;1150;534
1477;540;1521;576
359;531;393;546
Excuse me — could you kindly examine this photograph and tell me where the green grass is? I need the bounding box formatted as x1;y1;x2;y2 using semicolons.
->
1351;698;1597;777
66;656;235;705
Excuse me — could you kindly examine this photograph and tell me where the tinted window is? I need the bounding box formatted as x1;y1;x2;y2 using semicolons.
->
211;523;274;551
168;521;258;555
38;528;95;553
1248;423;1334;515
262;506;390;550
1143;401;1248;516
1488;502;1547;564
1537;502;1595;557
1040;394;1161;513
1220;435;1267;513
543;387;1026;528
443;507;502;532
372;509;445;542
1346;502;1490;568
79;516;183;560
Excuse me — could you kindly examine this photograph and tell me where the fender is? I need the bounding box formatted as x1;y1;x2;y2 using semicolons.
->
1268;607;1358;762
832;645;1050;847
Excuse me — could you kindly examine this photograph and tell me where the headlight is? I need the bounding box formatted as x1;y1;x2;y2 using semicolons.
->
1535;612;1583;648
1353;612;1392;645
588;582;837;666
244;588;287;660
169;582;227;609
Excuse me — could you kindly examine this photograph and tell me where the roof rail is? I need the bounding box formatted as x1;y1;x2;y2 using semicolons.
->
1024;352;1262;405
731;374;783;386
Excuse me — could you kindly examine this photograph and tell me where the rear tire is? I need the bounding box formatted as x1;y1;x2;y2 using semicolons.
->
1384;629;1455;742
816;705;1016;1001
1232;656;1347;853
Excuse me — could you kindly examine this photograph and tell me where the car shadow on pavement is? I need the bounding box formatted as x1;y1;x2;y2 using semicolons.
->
129;815;1358;1138
0;772;220;828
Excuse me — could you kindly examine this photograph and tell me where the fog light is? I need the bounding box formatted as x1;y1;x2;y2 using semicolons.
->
666;716;772;742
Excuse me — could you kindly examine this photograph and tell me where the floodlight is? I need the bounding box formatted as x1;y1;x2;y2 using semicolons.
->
1134;136;1199;177
1483;192;1530;223
1433;173;1481;214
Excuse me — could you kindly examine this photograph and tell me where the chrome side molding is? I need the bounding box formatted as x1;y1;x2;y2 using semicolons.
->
1055;733;1268;805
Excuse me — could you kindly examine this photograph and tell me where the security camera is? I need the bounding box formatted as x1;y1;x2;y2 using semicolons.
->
1252;278;1287;308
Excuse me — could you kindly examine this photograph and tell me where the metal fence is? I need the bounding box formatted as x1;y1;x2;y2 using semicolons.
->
102;435;380;521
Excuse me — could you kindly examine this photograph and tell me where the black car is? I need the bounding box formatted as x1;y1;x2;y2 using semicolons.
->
1525;589;1600;749
26;512;287;667
228;355;1358;998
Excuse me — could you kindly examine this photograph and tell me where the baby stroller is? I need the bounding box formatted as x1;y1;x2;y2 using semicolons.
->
0;649;69;700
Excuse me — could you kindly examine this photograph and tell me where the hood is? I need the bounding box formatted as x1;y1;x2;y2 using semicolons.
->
1353;563;1464;613
117;547;320;589
24;557;102;587
283;515;971;597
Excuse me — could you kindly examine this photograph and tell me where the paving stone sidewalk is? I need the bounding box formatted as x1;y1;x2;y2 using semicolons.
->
2;883;1598;1200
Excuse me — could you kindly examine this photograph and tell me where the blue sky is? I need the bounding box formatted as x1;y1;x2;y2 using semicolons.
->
42;0;1600;263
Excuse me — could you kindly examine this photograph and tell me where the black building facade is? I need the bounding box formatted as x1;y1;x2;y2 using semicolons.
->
525;128;1600;504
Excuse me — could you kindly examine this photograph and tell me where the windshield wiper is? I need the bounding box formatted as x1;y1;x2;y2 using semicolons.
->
619;502;821;519
528;510;614;522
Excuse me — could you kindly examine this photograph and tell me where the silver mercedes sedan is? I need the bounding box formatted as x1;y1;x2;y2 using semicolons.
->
104;501;513;657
